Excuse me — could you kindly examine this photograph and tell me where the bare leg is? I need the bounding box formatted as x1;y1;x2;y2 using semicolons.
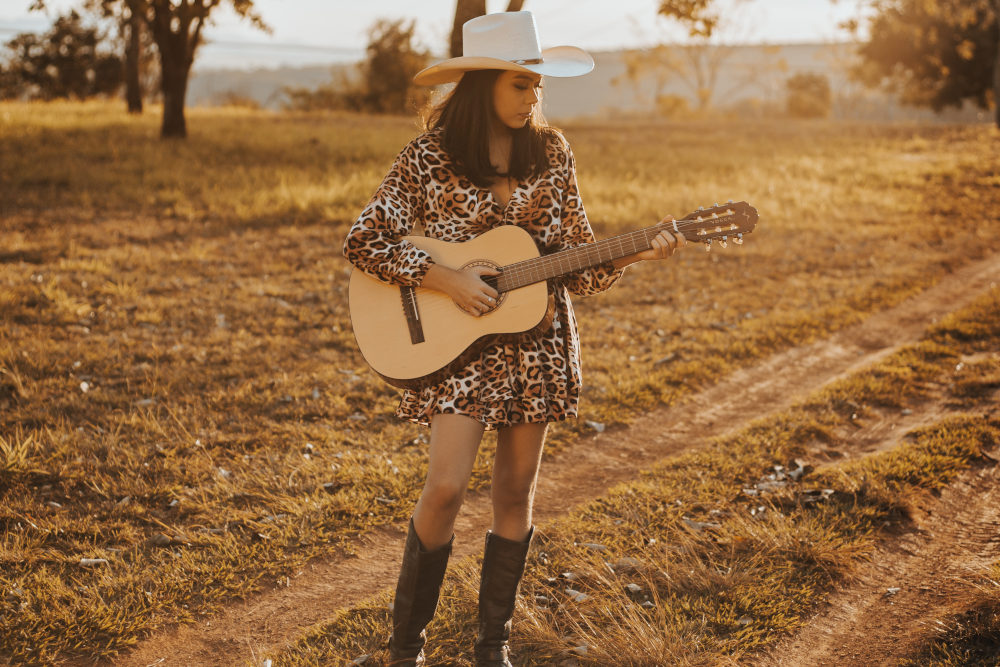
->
490;422;547;542
411;412;486;550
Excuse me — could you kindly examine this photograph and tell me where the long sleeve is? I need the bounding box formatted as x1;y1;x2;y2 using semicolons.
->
342;139;434;287
556;140;625;297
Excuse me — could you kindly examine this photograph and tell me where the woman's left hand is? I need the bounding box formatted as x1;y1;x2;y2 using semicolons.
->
613;216;686;268
644;224;686;261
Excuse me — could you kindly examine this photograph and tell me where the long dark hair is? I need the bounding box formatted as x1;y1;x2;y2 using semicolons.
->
423;69;556;187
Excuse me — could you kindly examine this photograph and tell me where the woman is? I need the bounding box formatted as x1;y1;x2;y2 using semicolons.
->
343;11;685;667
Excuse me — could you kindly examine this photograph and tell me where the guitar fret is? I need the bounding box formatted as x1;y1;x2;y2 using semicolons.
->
495;205;756;294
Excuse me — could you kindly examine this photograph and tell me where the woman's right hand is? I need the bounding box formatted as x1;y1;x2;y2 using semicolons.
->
421;264;500;317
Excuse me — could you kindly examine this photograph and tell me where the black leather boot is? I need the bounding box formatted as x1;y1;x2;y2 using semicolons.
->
387;518;453;667
474;527;534;667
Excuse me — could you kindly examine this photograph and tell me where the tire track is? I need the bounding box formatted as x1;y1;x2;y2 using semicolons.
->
112;253;1000;667
758;459;1000;667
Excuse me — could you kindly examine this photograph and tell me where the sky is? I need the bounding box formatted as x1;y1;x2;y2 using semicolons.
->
0;0;871;71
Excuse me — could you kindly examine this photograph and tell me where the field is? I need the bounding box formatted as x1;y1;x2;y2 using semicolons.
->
1;101;999;665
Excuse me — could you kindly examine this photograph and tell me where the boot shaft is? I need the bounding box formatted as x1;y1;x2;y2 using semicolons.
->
389;519;453;663
475;527;534;666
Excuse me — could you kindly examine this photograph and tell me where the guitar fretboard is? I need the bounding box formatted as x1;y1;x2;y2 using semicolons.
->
495;225;665;293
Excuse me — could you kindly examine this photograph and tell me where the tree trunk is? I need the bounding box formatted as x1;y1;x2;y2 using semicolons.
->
160;56;189;138
124;0;143;114
506;0;526;10
450;0;486;57
995;0;999;128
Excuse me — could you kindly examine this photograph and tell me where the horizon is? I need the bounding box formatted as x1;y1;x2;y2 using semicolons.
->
0;0;871;71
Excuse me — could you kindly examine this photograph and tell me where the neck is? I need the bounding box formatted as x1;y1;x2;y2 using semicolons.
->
494;224;670;293
489;127;513;175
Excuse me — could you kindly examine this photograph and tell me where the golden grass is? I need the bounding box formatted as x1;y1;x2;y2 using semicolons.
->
274;287;1000;666
1;100;999;661
899;561;1000;667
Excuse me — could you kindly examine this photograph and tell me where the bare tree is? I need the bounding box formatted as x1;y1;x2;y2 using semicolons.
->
122;0;143;113
33;0;267;138
616;3;767;115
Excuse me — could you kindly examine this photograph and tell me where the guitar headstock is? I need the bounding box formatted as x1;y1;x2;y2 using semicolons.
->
672;201;758;250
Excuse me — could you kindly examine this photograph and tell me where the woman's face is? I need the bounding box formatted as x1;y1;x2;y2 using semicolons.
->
491;70;543;131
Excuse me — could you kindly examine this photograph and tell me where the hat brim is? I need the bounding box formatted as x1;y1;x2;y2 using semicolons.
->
413;46;594;86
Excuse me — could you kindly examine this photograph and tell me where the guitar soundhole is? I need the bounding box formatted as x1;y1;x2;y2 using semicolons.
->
461;260;504;314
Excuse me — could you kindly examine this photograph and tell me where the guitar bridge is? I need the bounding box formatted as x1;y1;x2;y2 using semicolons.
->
400;286;425;345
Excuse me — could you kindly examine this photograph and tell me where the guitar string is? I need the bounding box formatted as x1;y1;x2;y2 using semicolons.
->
402;213;751;319
411;215;750;317
498;216;747;292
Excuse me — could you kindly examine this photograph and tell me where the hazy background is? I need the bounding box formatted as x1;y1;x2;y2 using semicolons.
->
0;0;986;122
1;0;873;69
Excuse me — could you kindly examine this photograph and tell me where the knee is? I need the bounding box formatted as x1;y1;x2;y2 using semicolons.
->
420;479;467;517
491;479;535;513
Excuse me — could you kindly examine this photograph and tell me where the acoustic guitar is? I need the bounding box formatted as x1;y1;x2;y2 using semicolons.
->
349;201;758;389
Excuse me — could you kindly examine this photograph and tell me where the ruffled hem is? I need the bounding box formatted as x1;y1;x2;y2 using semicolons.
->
394;331;580;429
395;395;578;430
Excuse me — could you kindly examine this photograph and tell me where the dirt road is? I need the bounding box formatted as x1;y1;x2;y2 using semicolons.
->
113;252;1000;667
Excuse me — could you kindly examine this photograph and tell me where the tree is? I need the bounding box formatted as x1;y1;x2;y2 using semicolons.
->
657;0;725;37
618;41;762;114
786;72;832;118
449;0;527;58
852;0;999;127
618;2;766;115
32;0;267;138
121;0;147;113
284;19;430;115
362;19;431;113
1;10;121;100
143;0;267;137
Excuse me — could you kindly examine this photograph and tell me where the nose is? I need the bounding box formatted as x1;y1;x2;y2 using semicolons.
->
526;87;540;104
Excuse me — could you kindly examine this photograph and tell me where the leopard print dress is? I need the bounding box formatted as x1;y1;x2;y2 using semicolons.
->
343;129;624;429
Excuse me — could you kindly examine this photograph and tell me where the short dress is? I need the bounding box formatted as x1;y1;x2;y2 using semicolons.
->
343;128;624;429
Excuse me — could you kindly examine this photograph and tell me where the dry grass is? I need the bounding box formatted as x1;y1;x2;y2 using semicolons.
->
899;561;1000;667
1;100;999;661
274;287;1000;666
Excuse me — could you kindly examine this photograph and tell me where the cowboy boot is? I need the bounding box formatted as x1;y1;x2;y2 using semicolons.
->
474;527;534;667
387;518;453;666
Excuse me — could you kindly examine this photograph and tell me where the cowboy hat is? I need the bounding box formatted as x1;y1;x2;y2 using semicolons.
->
413;11;594;86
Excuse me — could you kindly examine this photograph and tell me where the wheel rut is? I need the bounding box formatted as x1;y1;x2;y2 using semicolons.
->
112;253;1000;667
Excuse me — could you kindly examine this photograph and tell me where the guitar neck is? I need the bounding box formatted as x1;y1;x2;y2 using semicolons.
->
496;224;665;293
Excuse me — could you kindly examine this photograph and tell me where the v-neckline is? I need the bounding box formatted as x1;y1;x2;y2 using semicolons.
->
487;176;517;209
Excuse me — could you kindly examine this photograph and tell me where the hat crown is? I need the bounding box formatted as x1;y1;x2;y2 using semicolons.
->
462;11;542;63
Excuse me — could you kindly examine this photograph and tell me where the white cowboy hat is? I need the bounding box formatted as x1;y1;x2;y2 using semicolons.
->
413;11;594;86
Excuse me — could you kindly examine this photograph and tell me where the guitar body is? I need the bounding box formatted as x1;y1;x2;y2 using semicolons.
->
348;225;550;389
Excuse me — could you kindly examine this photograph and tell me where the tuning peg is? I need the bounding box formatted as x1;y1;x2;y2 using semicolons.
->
727;199;734;204
713;202;719;207
704;239;712;252
733;234;744;245
719;236;728;249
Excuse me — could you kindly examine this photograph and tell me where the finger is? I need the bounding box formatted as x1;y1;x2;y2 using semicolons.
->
473;265;501;277
656;235;674;257
674;231;687;248
657;232;676;255
649;236;666;258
